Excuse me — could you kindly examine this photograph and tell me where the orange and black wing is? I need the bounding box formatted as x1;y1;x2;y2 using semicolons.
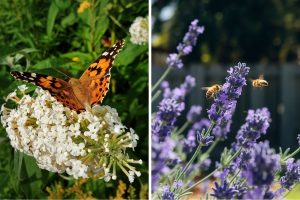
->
11;71;85;112
79;39;125;106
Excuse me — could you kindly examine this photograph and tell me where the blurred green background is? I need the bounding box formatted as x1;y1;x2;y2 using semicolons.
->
0;0;148;198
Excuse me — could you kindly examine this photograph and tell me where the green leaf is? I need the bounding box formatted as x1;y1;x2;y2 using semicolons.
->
23;155;42;196
94;16;109;47
13;151;23;181
115;41;148;66
47;1;59;38
61;11;76;28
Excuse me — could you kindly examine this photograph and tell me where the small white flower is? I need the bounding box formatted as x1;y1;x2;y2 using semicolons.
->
17;85;28;92
129;16;148;45
1;88;142;182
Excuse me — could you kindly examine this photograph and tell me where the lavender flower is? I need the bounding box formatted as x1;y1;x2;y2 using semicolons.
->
177;19;204;56
166;19;204;69
280;158;300;190
197;130;214;146
186;105;202;122
298;134;300;145
151;135;180;191
236;108;271;147
199;158;211;171
211;181;238;199
183;119;210;152
162;75;196;101
152;98;185;138
162;185;175;200
242;141;280;187
243;187;275;200
208;63;250;139
166;53;184;69
212;101;236;139
174;180;183;189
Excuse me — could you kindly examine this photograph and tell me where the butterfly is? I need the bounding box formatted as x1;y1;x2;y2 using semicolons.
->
11;39;125;113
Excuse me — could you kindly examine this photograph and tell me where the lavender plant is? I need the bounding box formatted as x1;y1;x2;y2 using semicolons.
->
152;19;300;199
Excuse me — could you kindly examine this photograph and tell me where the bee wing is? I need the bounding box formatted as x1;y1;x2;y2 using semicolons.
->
258;74;264;79
201;87;210;90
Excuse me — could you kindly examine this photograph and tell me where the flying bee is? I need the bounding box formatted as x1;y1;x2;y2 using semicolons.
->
201;84;222;99
250;75;268;88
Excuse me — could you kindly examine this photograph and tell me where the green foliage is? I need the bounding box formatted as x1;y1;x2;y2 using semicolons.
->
0;0;148;198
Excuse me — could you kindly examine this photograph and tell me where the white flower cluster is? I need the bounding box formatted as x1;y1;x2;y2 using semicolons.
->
1;86;142;182
129;16;148;45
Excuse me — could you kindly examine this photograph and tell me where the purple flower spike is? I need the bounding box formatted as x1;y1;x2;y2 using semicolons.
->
280;158;300;190
174;180;183;189
208;62;250;139
297;134;300;146
197;130;214;146
236;108;271;147
152;98;185;139
183;118;210;152
166;53;183;69
186;105;202;122
243;187;275;200
162;75;196;101
162;185;175;200
166;19;204;69
177;19;205;56
211;181;238;199
242;141;280;187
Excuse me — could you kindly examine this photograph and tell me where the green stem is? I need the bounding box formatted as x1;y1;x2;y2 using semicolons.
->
181;167;221;194
204;138;220;156
229;168;241;186
152;67;172;92
176;121;216;181
180;146;243;194
176;121;191;135
283;147;300;161
108;14;129;34
225;146;243;166
152;90;161;102
176;192;193;199
205;121;215;137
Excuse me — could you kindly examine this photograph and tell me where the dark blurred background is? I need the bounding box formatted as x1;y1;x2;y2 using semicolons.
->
152;0;300;156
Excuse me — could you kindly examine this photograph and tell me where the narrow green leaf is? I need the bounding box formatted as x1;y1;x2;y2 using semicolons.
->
13;151;23;181
47;1;59;38
94;16;109;47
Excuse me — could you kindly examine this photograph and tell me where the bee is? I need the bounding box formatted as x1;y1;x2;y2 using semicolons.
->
250;75;268;88
201;84;222;99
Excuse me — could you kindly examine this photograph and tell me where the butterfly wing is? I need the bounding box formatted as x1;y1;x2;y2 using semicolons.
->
79;39;125;106
11;71;85;112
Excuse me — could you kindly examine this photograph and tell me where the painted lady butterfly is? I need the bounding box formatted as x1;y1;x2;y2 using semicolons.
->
11;39;125;113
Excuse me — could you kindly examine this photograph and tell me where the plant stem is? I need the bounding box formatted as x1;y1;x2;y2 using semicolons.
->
283;147;300;161
181;166;221;194
176;122;215;181
176;121;191;135
204;138;220;156
152;67;172;92
181;146;243;194
176;192;193;199
225;146;243;166
229;168;241;186
176;129;205;181
152;90;161;102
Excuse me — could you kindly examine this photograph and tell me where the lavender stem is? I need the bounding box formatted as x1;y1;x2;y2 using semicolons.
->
152;67;172;92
